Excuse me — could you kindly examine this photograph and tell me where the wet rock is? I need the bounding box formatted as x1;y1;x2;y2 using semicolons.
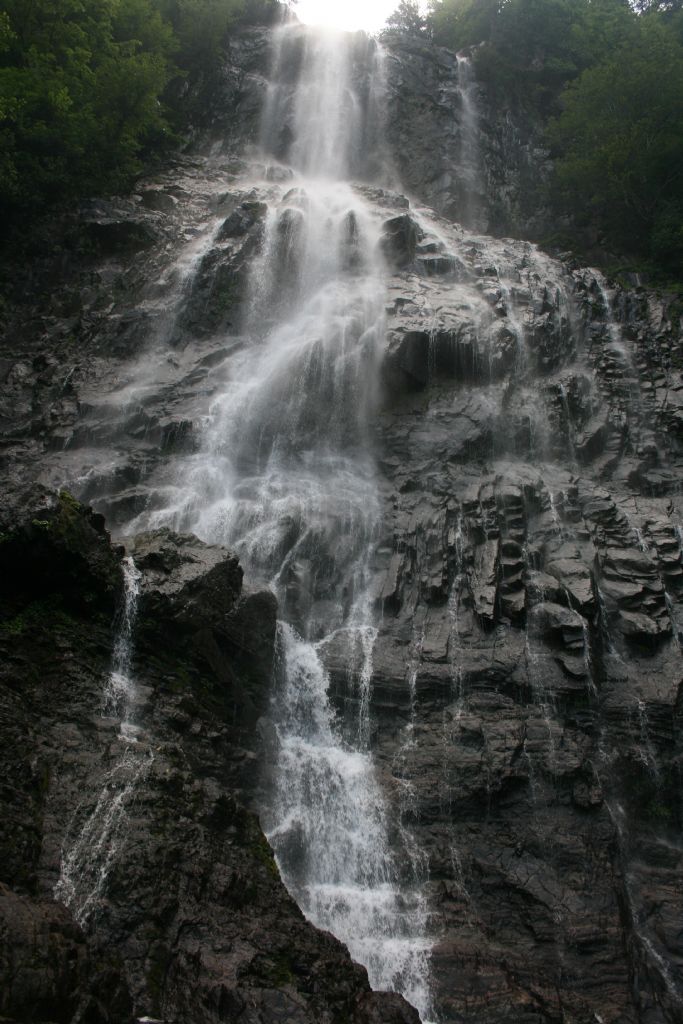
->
0;486;120;613
417;254;458;276
83;217;159;255
129;529;277;724
527;601;585;648
179;244;252;336
545;558;595;615
572;780;603;809
140;189;177;214
130;530;244;614
0;885;131;1024
525;570;565;606
218;200;268;240
470;538;499;626
354;991;421;1023
380;214;423;268
0;502;411;1024
618;609;670;643
574;413;609;462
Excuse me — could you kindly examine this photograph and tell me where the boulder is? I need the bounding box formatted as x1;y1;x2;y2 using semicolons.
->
380;214;423;268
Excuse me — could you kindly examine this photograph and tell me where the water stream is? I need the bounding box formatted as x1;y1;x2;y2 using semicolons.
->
55;556;151;924
455;52;482;228
131;21;434;1018
103;556;143;726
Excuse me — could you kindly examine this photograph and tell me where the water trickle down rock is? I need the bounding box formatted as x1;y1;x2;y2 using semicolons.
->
54;553;152;927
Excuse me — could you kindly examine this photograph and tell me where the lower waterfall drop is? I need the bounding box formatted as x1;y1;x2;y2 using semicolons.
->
267;624;433;1018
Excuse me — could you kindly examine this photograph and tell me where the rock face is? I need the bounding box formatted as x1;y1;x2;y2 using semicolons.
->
382;37;552;237
1;19;683;1024
0;492;418;1024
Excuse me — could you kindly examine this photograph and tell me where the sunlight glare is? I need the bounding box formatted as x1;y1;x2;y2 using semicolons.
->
293;0;404;33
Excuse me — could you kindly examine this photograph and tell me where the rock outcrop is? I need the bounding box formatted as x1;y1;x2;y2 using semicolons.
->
0;492;418;1024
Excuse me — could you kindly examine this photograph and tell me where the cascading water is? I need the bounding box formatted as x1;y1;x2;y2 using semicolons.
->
104;556;142;726
455;52;482;229
593;274;644;444
270;624;432;1012
55;556;151;923
54;748;149;925
134;21;434;1019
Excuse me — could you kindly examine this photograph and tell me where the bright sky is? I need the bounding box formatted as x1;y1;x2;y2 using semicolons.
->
293;0;408;33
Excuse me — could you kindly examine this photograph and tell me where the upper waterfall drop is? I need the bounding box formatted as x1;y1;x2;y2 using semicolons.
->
260;21;388;183
178;23;391;586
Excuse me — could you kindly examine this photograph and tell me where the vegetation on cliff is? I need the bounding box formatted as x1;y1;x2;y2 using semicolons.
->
388;0;683;277
0;0;279;222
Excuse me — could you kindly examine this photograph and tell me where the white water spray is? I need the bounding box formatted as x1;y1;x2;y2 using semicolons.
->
268;625;433;1013
133;22;434;1018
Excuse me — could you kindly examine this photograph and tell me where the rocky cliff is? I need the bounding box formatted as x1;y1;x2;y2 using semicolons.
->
383;35;552;238
1;19;682;1024
0;488;419;1024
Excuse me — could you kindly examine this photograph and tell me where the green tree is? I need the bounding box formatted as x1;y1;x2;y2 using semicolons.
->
418;0;683;273
633;1;683;11
156;0;244;67
428;0;636;111
428;0;500;50
0;0;278;221
0;0;176;212
382;1;427;37
0;0;280;226
549;18;683;270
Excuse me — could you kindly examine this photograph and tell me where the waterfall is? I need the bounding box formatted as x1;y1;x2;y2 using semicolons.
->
103;556;142;726
133;21;434;1019
455;52;482;229
270;624;432;1013
593;274;644;442
55;556;151;923
54;748;149;925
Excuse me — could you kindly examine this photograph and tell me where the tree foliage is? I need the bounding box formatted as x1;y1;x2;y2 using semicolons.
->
427;0;636;111
549;16;683;270
0;0;279;221
382;0;428;36
0;0;176;212
156;0;244;67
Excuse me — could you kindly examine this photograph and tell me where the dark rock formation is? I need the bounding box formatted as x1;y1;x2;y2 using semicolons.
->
0;495;418;1024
